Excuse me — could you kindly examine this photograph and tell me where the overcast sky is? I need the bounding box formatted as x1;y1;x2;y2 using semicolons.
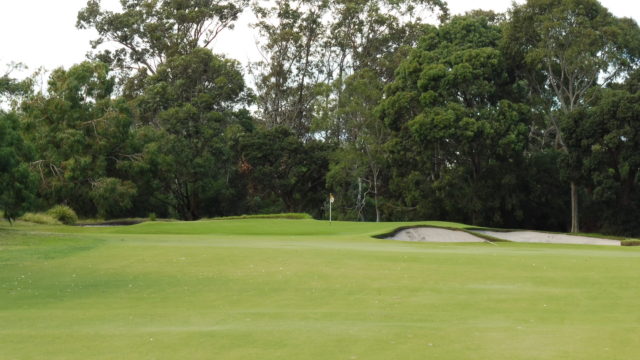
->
1;0;639;78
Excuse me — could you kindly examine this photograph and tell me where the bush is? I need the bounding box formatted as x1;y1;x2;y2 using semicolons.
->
622;239;640;247
148;213;157;221
19;212;62;225
47;205;78;225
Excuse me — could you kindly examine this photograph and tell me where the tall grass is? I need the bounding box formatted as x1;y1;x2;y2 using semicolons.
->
19;212;62;225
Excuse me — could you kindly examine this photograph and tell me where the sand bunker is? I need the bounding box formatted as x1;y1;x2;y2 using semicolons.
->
386;227;621;246
473;230;620;246
388;227;485;243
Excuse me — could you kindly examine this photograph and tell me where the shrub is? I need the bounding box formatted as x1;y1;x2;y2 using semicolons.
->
149;213;157;221
19;212;62;225
47;205;78;225
622;239;640;247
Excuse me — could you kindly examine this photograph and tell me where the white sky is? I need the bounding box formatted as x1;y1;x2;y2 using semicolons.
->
1;0;639;78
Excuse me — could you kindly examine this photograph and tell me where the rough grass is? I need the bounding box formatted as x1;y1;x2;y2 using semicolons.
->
621;239;640;246
19;212;62;225
2;219;640;359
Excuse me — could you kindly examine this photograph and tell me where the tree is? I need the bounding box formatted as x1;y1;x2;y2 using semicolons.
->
563;86;640;235
250;0;331;138
21;62;138;216
77;0;249;76
239;127;332;216
0;112;37;223
89;177;137;219
503;0;640;232
250;0;448;140
327;0;448;82
378;12;531;226
135;47;251;220
327;69;389;222
0;63;32;109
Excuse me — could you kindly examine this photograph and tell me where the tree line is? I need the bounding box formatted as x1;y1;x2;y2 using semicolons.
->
2;0;640;236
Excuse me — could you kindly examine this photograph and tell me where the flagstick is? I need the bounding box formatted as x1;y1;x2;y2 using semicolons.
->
329;193;334;224
329;197;332;224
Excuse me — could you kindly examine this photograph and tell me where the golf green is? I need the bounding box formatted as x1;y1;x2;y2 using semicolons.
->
2;219;639;359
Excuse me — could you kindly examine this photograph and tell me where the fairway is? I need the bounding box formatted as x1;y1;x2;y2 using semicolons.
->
2;219;640;359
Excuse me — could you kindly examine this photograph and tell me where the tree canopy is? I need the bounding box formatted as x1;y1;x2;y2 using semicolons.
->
3;0;640;236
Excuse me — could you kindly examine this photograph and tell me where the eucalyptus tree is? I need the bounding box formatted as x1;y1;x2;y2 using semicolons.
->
323;1;449;221
327;0;448;83
250;0;448;220
250;0;448;140
326;69;388;222
250;0;331;138
503;0;640;232
77;0;249;92
0;63;32;109
320;0;448;140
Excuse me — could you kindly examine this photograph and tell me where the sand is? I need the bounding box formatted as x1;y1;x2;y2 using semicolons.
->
388;227;485;243
473;230;620;246
386;227;621;246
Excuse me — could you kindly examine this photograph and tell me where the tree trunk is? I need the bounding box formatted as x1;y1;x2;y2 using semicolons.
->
373;170;380;223
357;177;364;221
570;181;579;233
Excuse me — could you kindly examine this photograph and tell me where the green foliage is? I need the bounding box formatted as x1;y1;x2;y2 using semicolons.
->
379;13;532;227
4;0;640;239
520;150;569;231
250;0;329;137
239;127;332;217
503;0;640;232
0;112;37;223
77;0;249;76
19;212;62;225
563;86;640;235
0;63;33;108
47;205;78;225
504;0;640;105
135;48;251;220
21;62;137;217
251;0;447;138
327;69;389;222
90;178;137;219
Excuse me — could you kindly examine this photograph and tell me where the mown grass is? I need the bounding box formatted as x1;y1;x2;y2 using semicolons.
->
2;218;640;359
